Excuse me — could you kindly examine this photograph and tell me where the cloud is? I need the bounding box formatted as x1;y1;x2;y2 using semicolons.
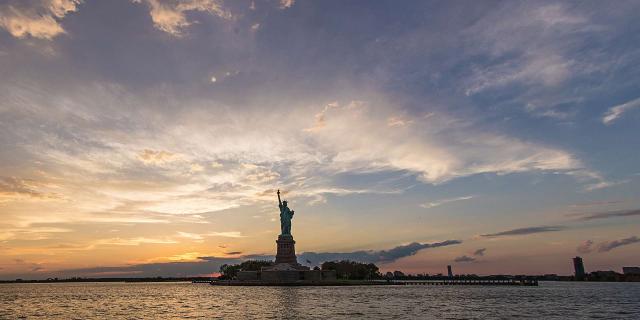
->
279;0;295;9
573;209;640;221
463;3;589;95
47;257;241;278
93;237;178;246
473;248;486;256
0;177;63;203
602;97;640;125
0;226;71;241
299;240;462;264
598;236;640;252
481;225;567;238
0;0;81;40
133;0;232;36
569;200;624;208
176;231;204;241
420;195;474;209
302;100;583;184
206;231;245;238
454;255;476;263
137;149;181;165
576;240;593;254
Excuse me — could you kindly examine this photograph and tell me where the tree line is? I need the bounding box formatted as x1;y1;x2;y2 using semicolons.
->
218;260;382;280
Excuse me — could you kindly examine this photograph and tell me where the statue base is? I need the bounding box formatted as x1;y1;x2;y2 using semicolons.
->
234;233;338;283
275;234;298;265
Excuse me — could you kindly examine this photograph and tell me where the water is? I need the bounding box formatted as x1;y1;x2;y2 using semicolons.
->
1;281;639;319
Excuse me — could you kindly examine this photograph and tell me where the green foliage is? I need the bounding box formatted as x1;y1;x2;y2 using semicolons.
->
320;260;381;280
239;260;274;271
218;264;241;280
218;260;274;279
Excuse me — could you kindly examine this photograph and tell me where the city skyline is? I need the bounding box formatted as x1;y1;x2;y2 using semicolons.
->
1;0;639;279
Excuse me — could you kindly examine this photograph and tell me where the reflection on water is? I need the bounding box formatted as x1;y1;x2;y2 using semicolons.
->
1;281;639;319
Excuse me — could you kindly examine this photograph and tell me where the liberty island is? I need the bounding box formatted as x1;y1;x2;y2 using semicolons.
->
211;189;541;287
214;189;338;285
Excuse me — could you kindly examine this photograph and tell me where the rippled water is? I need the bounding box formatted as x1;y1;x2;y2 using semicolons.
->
1;281;639;319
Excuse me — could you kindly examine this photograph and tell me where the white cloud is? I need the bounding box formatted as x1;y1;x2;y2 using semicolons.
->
94;237;178;246
602;97;640;125
420;195;474;209
0;0;81;40
280;0;295;9
0;227;71;241
0;82;601;231
133;0;232;36
463;3;595;96
304;101;582;183
47;0;81;18
207;231;244;238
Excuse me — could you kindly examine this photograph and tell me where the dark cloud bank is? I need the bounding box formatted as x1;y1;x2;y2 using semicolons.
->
8;240;461;279
574;209;640;221
578;236;640;253
481;226;566;238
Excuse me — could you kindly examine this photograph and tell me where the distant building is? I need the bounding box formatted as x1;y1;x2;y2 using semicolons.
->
447;265;453;278
589;270;622;282
573;257;585;280
623;267;640;275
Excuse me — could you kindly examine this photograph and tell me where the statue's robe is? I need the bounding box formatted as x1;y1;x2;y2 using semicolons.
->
279;205;293;235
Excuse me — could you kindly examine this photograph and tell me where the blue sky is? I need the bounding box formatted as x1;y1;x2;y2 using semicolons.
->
0;0;639;279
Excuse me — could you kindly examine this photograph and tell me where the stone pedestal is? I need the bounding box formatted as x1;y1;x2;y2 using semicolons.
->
275;235;298;265
234;233;338;284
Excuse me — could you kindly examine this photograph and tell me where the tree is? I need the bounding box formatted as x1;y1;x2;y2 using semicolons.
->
320;260;381;280
218;260;274;279
219;264;241;280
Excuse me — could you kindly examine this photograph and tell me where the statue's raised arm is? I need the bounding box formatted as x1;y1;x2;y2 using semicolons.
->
277;189;282;207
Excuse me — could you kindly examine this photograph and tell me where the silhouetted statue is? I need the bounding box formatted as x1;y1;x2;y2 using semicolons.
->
277;189;294;236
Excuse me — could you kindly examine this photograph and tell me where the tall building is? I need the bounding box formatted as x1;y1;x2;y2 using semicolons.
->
447;265;453;278
573;256;585;280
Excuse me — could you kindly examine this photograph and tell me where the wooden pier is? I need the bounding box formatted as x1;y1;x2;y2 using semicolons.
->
201;279;538;286
397;279;538;286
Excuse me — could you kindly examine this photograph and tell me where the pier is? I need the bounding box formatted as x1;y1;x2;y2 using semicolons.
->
204;278;538;286
397;279;538;286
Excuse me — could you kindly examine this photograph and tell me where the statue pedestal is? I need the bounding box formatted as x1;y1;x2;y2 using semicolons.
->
275;235;298;265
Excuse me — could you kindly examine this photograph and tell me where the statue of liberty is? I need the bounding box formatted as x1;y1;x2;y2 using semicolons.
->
277;189;294;236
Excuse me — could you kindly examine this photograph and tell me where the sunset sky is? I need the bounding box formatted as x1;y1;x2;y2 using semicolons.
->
1;0;639;279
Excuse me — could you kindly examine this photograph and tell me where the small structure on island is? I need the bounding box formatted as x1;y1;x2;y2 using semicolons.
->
234;189;336;284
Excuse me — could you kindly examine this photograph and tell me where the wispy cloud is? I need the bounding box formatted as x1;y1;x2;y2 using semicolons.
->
0;177;63;203
300;240;462;264
473;248;486;256
576;237;640;254
602;97;640;125
481;225;567;238
420;195;474;209
133;0;232;36
572;209;640;221
598;236;640;252
137;149;181;165
0;227;71;241
279;0;295;9
94;237;178;246
454;255;476;263
0;0;81;39
569;200;625;208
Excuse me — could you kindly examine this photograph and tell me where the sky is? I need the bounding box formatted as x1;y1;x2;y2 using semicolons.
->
0;0;639;280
